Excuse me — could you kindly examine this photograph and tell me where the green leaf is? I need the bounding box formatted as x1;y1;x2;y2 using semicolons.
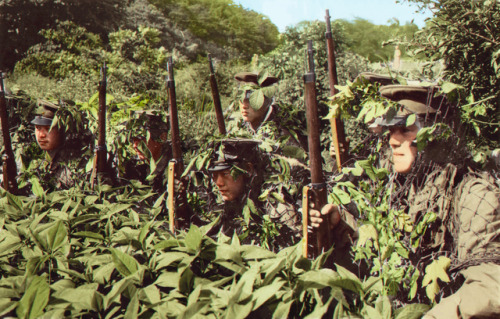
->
73;231;104;240
357;224;379;250
156;252;189;269
225;301;254;319
252;279;285;310
30;178;45;198
394;303;431;319
51;284;98;311
124;293;139;319
362;305;383;319
155;272;180;288
109;248;139;277
406;113;416;126
240;245;275;260
272;299;293;319
375;295;392;319
421;256;451;301
46;220;68;252
16;276;50;319
184;225;203;252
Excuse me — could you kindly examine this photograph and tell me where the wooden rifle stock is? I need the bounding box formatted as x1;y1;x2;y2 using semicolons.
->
302;41;332;258
208;54;226;135
91;63;108;189
166;58;184;232
0;72;18;193
325;9;348;173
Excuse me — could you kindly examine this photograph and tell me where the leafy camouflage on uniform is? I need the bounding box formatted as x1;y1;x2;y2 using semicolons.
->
205;196;301;252
421;169;500;318
23;146;90;191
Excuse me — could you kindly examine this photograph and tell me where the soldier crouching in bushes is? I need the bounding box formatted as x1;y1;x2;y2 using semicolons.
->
232;71;309;152
119;110;172;193
203;138;302;251
312;84;500;318
26;100;92;191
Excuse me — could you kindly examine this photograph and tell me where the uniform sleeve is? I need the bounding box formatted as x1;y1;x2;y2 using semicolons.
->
423;263;500;319
454;174;500;260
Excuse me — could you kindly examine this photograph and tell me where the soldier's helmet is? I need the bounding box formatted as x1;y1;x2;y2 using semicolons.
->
208;138;261;172
30;99;60;126
234;71;279;110
369;85;452;132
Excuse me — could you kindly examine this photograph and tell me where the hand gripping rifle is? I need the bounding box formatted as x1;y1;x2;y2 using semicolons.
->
166;57;184;232
0;72;18;193
302;41;333;258
325;9;348;173
208;54;226;135
91;62;108;189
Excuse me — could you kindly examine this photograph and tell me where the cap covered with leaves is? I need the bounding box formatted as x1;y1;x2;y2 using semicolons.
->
123;109;169;142
30;99;59;126
235;71;279;110
208;138;261;172
354;72;399;86
371;85;452;129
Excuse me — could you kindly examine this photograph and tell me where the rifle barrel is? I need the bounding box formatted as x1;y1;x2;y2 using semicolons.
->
208;54;226;135
303;41;331;257
325;9;347;172
167;58;183;166
0;72;18;193
96;62;107;173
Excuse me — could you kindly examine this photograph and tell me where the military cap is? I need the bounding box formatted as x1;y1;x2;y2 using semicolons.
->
132;110;169;140
234;72;279;88
208;138;261;172
376;85;449;127
31;99;59;126
354;72;399;86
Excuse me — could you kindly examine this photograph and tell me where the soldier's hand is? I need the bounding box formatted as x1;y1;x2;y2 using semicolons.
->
309;203;341;229
329;139;350;158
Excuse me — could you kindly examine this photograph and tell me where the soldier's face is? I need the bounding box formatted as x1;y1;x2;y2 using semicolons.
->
212;169;246;202
239;99;268;127
388;125;419;174
35;125;62;151
132;132;168;162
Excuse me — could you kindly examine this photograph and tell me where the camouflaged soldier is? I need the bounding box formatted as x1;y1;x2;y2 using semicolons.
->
121;110;172;192
232;71;308;152
312;84;499;317
30;100;91;190
205;138;302;250
373;85;499;318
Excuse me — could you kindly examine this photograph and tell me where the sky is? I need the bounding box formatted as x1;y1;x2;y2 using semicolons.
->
233;0;432;31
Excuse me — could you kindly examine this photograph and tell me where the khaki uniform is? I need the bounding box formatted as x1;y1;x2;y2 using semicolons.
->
392;164;500;318
421;168;500;318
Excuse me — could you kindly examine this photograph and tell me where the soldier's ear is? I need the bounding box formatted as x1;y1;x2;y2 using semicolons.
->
245;162;254;175
159;132;168;142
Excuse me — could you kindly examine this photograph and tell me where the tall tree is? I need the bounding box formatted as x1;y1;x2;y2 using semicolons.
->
0;0;126;70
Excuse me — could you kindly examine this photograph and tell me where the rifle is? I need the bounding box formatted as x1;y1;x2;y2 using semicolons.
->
325;9;348;173
302;41;332;258
0;72;18;193
208;54;226;135
91;62;108;189
166;57;184;232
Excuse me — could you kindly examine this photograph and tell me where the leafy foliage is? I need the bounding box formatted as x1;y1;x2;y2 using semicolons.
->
408;0;500;152
0;185;430;318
